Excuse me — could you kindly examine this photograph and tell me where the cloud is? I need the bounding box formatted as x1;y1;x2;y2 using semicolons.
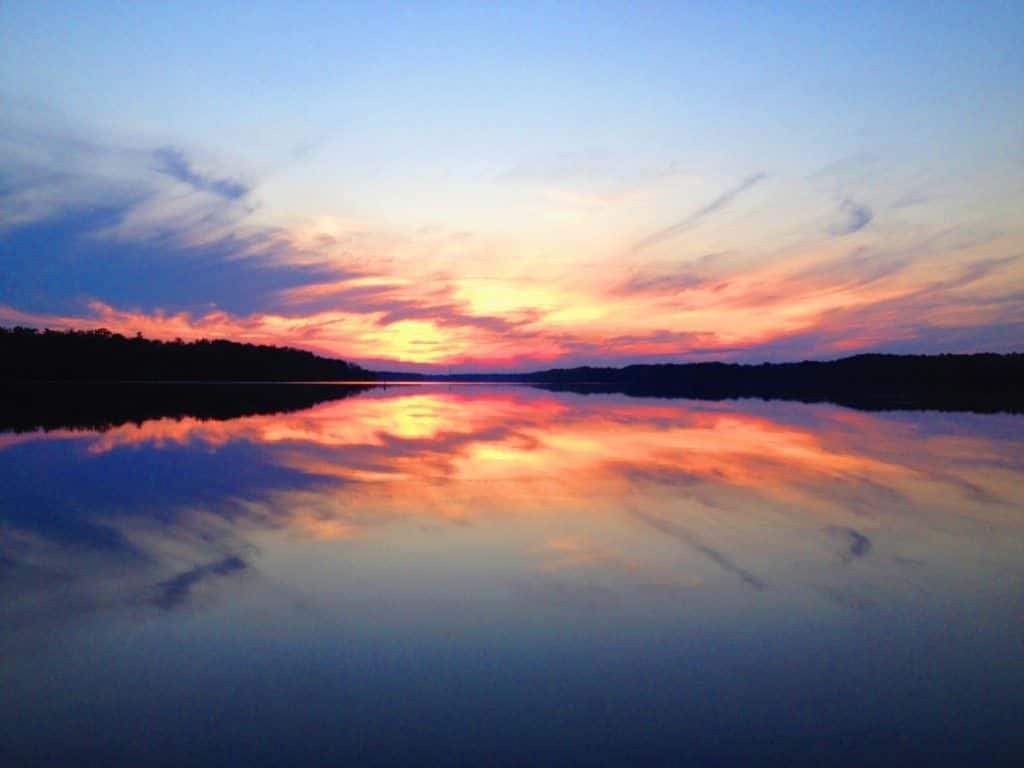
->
2;129;578;367
0;122;149;230
929;255;1019;292
828;197;873;236
631;509;766;591
724;256;1011;359
828;527;872;563
0;204;345;316
610;252;734;300
151;555;247;610
2;111;1021;371
153;146;250;201
0;126;313;315
632;172;767;253
280;276;539;336
714;247;911;310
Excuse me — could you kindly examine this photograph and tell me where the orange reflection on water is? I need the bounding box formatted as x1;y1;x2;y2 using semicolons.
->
3;386;1022;620
77;389;566;456
13;386;1016;541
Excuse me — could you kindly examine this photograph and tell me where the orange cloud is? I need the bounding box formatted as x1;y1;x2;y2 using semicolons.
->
2;215;1021;369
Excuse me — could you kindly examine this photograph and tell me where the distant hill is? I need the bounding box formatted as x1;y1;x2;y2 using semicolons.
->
0;326;376;382
519;354;1024;413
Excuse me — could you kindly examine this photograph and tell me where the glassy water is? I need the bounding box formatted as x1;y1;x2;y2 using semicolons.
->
2;384;1022;766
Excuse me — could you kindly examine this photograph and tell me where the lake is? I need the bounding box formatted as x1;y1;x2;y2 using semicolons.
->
2;384;1022;766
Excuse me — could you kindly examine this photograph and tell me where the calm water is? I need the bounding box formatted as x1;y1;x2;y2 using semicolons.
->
2;384;1022;766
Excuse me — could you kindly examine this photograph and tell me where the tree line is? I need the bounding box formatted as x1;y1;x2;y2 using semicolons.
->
521;353;1024;412
0;380;376;433
0;326;376;381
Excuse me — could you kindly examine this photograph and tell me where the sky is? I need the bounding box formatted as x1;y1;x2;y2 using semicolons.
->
1;1;1022;371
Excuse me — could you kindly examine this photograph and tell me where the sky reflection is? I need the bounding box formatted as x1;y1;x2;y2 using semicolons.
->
2;386;1021;612
2;386;1023;765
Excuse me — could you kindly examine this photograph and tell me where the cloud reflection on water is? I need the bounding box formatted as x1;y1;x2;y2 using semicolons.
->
0;385;1021;631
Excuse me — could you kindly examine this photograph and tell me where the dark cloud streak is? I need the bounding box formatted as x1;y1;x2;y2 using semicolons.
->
632;509;766;591
828;197;873;236
829;527;872;563
153;146;250;201
152;555;248;610
632;172;767;253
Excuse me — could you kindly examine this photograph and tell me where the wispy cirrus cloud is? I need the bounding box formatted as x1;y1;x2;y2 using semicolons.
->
153;146;250;201
726;255;1024;360
828;197;873;236
611;252;730;298
631;172;767;253
631;509;767;591
151;555;248;610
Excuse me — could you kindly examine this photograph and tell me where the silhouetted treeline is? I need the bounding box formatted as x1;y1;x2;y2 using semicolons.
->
521;354;1024;413
0;381;376;433
0;326;375;381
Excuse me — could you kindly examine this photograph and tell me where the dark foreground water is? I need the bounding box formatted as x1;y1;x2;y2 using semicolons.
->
1;384;1022;766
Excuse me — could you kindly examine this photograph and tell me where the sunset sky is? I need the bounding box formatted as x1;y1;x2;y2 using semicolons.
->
2;2;1022;371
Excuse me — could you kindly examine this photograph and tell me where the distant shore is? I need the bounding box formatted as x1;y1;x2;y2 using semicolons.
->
0;326;376;382
378;353;1024;413
0;380;377;433
3;327;1022;415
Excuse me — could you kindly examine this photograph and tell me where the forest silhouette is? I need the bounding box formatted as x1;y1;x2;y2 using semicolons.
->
0;380;375;434
518;354;1024;413
3;326;1022;414
0;326;375;381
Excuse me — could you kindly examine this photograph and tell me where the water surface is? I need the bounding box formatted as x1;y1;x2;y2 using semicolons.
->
2;384;1022;766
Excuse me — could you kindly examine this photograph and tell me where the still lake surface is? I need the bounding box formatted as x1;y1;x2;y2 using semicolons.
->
2;384;1022;766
